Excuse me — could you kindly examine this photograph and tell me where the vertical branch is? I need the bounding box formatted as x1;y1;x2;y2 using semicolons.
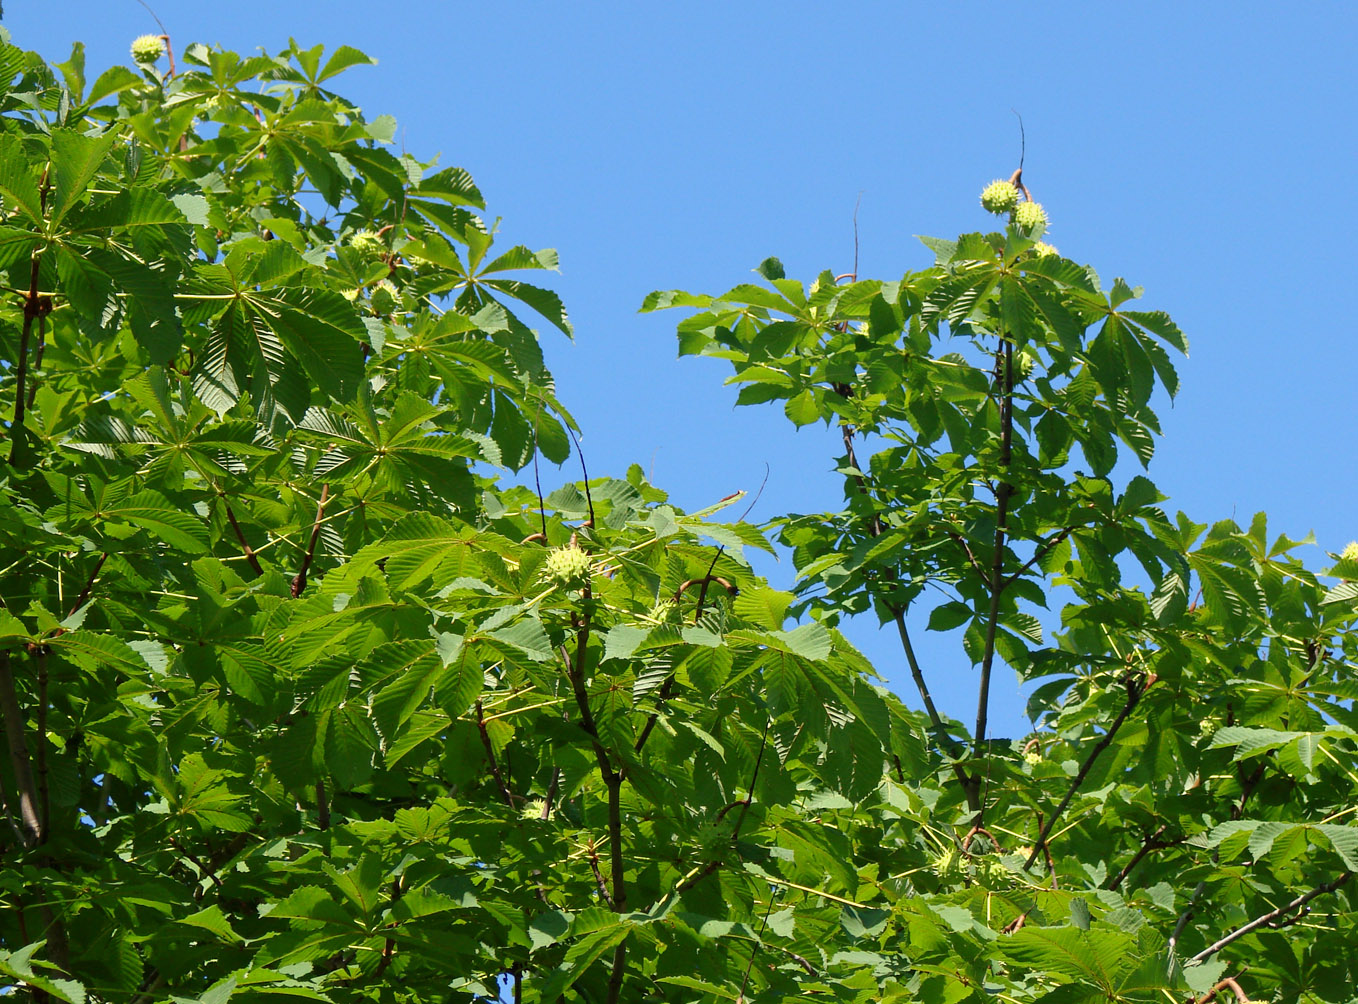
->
35;650;48;841
24;314;45;411
0;652;41;847
476;699;515;806
973;341;1015;800
566;426;594;526
315;778;330;830
291;484;331;598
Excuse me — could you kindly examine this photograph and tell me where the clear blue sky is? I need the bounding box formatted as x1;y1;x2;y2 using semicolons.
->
10;3;1357;740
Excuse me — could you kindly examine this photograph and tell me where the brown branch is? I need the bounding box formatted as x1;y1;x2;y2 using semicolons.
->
540;767;559;820
1024;672;1156;871
8;250;45;468
1194;976;1251;1004
1188;872;1352;964
587;839;615;909
947;530;988;583
67;552;108;620
224;501;264;575
0;652;41;847
1105;824;1184;892
35;650;48;841
566;426;595;527
973;342;1015;801
315;778;330;830
1232;762;1266;821
370;878;402;982
24;314;45;411
167;835;226;896
291;484;331;597
476;700;515;807
1001;526;1075;592
674;575;737;606
676;721;770;895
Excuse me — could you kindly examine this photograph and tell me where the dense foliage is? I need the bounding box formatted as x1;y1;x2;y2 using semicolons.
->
0;28;1355;1004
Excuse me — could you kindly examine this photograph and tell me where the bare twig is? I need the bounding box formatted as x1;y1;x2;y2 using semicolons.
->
1170;881;1206;953
315;778;330;830
566;426;594;527
1188;872;1352;964
973;342;1016;819
67;552;108;620
1000;526;1075;592
1194;976;1251;1004
1023;671;1156;871
676;721;770;895
224;501;264;575
476;700;516;807
1105;824;1184;892
291;484;331;597
0;653;41;847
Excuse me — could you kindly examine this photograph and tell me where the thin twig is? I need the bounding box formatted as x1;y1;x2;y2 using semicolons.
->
1000;526;1075;592
676;721;770;895
224;501;265;576
476;700;516;807
0;653;41;847
1188;872;1352;964
1105;824;1183;892
1170;881;1206;953
1194;977;1251;1004
290;484;331;597
67;552;108;620
973;342;1015;801
1023;672;1156;871
566;426;594;527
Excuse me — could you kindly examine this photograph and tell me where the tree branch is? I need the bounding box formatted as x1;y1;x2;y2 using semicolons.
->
224;501;264;576
476;700;516;807
291;484;331;597
1194;976;1251;1004
7;169;49;468
1024;671;1156;871
1104;824;1183;892
676;721;769;895
973;341;1014;793
1188;871;1352;964
1000;526;1075;592
0;652;41;847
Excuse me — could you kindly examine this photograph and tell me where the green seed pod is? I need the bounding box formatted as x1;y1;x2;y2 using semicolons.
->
350;230;386;260
1342;541;1358;562
980;180;1020;215
131;34;165;64
1013;201;1048;235
1031;241;1059;258
544;545;591;585
370;279;399;316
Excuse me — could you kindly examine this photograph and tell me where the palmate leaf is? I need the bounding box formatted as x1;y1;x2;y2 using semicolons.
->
49;129;117;226
0;134;44;225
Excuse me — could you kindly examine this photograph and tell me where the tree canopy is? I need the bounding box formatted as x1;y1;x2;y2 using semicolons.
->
1;29;1356;1004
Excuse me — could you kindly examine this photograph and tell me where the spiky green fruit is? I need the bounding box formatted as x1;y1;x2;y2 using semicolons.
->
980;180;1020;215
131;34;164;64
1342;541;1358;562
1031;241;1058;258
931;846;963;879
370;279;399;316
1013;201;1048;234
350;230;385;259
1023;750;1042;767
543;545;591;585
